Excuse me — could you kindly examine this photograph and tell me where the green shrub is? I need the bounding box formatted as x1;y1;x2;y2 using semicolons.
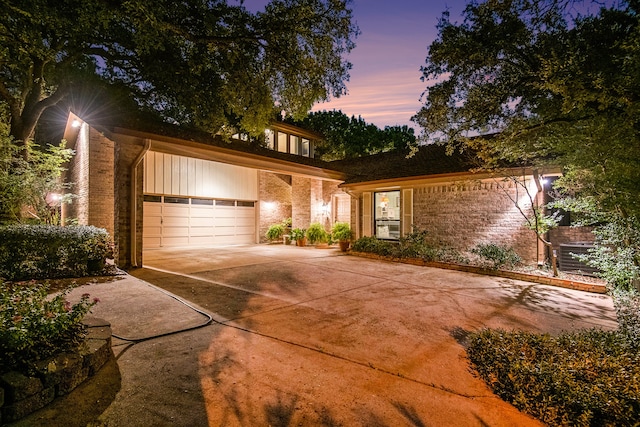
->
331;222;352;241
352;236;395;256
0;282;97;374
290;228;306;242
0;225;114;280
306;222;328;244
467;328;640;426
471;243;522;270
612;288;640;350
265;224;285;241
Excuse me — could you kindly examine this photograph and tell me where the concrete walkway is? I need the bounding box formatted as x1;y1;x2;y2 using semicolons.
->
20;245;618;426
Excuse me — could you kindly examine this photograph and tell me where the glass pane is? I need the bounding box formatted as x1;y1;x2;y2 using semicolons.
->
374;191;401;240
290;135;299;154
143;195;162;203
277;132;287;153
191;198;214;205
164;197;189;204
215;200;236;207
265;129;274;150
301;139;310;157
237;201;255;207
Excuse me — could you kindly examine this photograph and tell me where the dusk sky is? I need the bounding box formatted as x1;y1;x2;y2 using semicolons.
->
242;0;471;131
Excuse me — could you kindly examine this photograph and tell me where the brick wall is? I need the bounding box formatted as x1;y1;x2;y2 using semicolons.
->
291;176;311;229
87;128;115;238
412;179;539;262
63;123;89;225
114;135;147;267
259;172;292;242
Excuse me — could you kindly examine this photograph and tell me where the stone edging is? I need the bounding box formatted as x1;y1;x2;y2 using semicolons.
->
0;317;114;425
349;251;607;294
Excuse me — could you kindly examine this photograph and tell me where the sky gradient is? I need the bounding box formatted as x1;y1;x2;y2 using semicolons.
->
309;0;469;131
241;0;470;130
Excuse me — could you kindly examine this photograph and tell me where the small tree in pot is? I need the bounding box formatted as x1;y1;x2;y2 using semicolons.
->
306;222;328;246
331;222;352;251
291;228;307;246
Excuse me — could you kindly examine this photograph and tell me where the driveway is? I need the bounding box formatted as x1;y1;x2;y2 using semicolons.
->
26;245;617;426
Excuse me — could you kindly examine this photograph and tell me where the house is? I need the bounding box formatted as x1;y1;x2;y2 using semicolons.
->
60;112;593;270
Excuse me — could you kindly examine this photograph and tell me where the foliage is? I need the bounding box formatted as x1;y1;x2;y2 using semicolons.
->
331;222;352;241
0;0;359;143
351;228;466;264
265;224;285;241
415;0;640;290
575;216;640;291
305;222;328;244
281;217;292;229
611;288;640;351
471;243;522;270
287;110;417;160
290;228;306;242
0;282;98;374
467;328;640;426
0;225;113;280
0;130;74;224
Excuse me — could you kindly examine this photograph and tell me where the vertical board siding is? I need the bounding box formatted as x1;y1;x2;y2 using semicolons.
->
362;192;372;236
143;151;258;200
402;188;414;236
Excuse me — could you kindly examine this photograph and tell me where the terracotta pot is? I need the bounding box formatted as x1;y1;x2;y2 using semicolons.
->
339;240;351;252
296;238;306;247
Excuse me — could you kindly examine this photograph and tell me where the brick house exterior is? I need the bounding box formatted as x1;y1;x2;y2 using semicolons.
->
61;112;591;269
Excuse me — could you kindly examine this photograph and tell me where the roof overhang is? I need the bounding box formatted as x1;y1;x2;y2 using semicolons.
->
340;166;563;192
112;127;346;182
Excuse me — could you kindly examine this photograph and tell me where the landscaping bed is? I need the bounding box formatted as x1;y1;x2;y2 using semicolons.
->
0;318;114;424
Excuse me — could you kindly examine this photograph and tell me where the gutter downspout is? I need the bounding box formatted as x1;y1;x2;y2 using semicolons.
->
130;139;151;267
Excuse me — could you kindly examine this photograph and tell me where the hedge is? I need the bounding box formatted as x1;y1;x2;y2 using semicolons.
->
0;225;114;280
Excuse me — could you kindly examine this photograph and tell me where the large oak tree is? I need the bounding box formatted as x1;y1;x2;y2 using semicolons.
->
0;0;358;143
414;0;640;286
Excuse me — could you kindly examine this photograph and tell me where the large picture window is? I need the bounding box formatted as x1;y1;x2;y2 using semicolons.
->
374;191;400;239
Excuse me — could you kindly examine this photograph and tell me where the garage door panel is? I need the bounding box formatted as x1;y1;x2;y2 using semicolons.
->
190;217;214;227
143;196;256;248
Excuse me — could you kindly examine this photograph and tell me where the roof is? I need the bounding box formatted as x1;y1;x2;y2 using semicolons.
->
330;144;483;186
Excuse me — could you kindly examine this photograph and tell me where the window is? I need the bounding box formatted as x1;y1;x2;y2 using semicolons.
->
144;195;162;203
265;129;275;150
301;138;310;157
237;201;255;207
216;200;236;207
374;191;401;239
164;197;189;204
290;135;300;155
191;198;214;206
277;132;287;153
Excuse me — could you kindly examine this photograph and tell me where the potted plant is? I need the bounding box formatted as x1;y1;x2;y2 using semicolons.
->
306;222;328;246
265;223;285;243
291;228;307;246
331;222;353;251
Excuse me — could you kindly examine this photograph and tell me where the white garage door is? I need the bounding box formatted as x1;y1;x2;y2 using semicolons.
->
143;195;256;248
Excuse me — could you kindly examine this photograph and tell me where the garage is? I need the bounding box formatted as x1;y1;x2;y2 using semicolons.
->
142;151;258;248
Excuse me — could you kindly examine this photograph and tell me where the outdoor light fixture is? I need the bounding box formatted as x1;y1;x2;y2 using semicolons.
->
71;119;82;128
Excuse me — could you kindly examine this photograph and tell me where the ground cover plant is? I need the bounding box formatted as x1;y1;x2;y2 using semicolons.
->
0;281;98;375
466;327;640;427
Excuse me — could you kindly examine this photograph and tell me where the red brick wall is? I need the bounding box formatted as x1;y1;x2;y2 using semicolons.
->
549;226;595;246
63;123;89;225
259;172;292;242
291;176;311;229
412;179;539;262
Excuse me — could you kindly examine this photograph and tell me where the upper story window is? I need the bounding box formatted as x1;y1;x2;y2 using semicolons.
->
234;126;316;158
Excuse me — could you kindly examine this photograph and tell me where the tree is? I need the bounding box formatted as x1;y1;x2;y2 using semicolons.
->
0;113;73;224
414;0;640;286
0;0;359;144
287;110;416;160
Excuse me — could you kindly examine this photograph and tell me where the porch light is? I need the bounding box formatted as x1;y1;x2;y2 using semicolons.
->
71;119;82;128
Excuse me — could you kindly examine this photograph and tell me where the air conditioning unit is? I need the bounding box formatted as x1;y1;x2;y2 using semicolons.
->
558;243;600;276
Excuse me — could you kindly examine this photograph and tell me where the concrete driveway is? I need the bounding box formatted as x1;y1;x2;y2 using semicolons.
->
27;245;617;426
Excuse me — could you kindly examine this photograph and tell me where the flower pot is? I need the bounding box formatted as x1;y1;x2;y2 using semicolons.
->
296;237;306;247
339;240;351;252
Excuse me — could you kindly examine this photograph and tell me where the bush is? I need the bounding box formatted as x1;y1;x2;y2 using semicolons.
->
471;243;521;270
612;288;640;351
467;328;640;426
306;222;328;244
265;224;285;241
0;225;114;280
0;282;98;374
331;222;352;241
